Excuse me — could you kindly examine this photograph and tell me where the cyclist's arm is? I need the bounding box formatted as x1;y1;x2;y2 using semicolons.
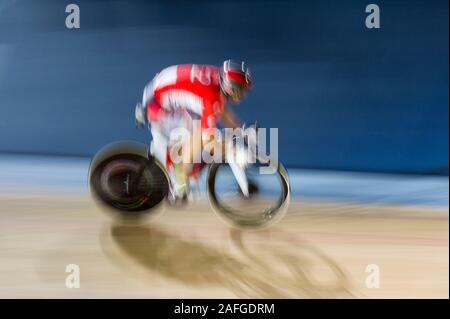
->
219;105;241;128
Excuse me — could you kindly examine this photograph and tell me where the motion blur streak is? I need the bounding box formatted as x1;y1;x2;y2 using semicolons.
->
0;155;448;298
0;0;448;173
0;0;448;299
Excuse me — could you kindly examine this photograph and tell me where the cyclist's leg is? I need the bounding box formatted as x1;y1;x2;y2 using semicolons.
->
166;111;197;199
150;123;168;167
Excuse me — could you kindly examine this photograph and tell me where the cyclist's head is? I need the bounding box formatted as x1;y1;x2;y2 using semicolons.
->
219;59;252;103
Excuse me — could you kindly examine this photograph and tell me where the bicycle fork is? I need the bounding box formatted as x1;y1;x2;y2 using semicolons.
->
226;145;250;197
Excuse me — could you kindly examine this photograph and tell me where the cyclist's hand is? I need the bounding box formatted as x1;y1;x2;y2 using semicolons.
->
135;102;146;129
135;119;145;129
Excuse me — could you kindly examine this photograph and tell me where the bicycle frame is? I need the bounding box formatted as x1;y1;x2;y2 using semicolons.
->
149;125;250;197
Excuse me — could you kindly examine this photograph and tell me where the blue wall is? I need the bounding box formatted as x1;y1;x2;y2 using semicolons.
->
0;0;448;174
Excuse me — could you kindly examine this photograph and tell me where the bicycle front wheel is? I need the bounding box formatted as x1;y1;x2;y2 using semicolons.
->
207;161;291;229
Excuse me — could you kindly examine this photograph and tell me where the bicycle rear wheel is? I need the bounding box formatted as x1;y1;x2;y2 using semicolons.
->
88;141;169;223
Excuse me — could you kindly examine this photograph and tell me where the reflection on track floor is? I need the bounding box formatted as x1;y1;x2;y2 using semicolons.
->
0;193;447;298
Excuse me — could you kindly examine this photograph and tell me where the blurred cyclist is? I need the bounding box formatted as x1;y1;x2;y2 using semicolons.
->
135;60;253;202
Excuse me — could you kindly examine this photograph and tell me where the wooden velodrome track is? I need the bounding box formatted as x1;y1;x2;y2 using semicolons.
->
0;187;447;298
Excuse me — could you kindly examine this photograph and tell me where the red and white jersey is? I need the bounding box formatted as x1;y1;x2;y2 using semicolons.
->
145;64;225;129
